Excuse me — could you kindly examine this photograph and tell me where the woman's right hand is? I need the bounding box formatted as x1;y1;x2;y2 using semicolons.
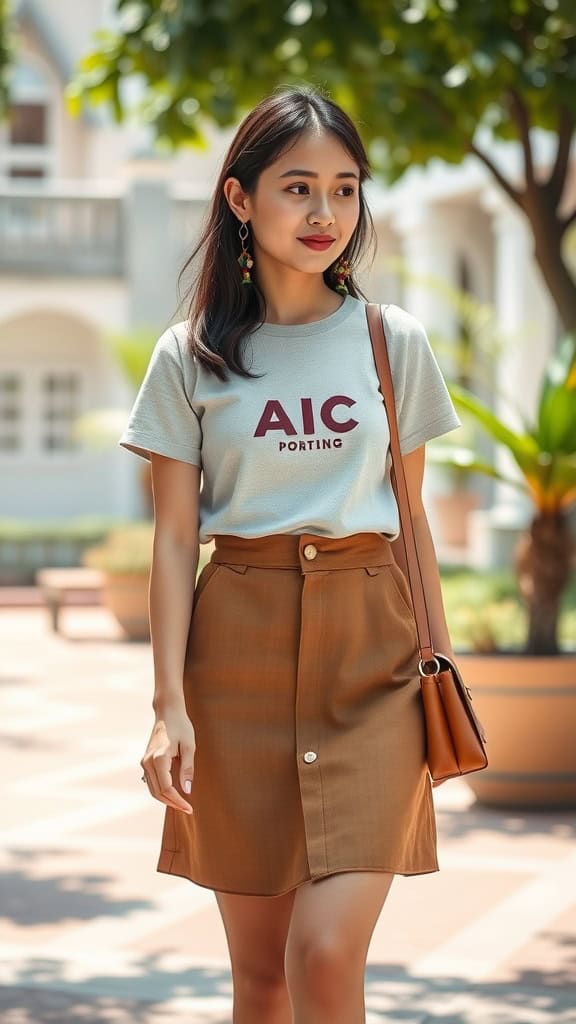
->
140;704;196;815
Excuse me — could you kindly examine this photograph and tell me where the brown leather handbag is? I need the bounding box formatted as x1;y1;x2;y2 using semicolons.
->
365;303;488;783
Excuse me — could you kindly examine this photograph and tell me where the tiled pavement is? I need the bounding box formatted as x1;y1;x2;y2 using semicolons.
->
1;602;575;1023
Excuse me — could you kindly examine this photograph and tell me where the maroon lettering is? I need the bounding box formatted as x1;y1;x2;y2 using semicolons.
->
255;395;357;437
321;395;358;433
301;398;315;435
277;437;345;453
254;400;297;437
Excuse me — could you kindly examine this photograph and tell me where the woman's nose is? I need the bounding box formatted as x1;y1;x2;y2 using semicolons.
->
308;201;334;225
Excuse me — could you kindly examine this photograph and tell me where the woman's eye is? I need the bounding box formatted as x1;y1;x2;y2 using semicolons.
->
286;184;355;196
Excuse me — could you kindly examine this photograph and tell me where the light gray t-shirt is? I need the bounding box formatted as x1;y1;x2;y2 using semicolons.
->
119;295;462;544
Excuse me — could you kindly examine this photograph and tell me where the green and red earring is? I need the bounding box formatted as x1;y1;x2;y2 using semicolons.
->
333;256;352;295
238;222;254;285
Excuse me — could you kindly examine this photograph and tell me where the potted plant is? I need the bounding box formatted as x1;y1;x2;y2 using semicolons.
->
434;331;576;808
428;422;482;549
82;523;154;641
82;525;215;641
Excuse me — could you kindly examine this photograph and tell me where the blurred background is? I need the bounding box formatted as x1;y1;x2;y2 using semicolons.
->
1;2;575;1022
0;0;574;562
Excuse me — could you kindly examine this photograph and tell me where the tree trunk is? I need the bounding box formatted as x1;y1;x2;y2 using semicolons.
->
527;198;576;332
474;129;576;331
514;512;574;655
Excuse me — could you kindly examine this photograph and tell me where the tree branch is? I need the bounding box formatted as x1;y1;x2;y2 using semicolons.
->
547;105;575;208
560;206;576;236
508;88;535;189
469;142;524;209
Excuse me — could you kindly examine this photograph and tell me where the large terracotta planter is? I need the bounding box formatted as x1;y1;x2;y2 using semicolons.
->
457;652;576;808
102;571;150;641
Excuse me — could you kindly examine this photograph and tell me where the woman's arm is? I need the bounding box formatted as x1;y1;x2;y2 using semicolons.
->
389;445;456;660
148;454;202;711
140;453;201;814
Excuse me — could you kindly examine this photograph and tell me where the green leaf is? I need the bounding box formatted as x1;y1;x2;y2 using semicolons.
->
548;454;576;510
102;328;159;387
536;332;576;453
426;444;527;491
448;383;539;475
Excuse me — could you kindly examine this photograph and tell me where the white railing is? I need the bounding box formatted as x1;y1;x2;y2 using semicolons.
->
0;183;124;275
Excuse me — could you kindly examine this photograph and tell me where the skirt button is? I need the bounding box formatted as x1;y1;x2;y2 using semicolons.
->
303;544;318;560
303;751;318;763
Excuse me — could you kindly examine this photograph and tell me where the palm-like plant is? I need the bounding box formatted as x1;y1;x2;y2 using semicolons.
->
431;332;576;656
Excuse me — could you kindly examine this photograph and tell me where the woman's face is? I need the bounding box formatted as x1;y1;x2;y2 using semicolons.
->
228;129;361;278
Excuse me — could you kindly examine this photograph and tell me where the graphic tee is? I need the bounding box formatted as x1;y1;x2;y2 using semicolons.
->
119;296;462;544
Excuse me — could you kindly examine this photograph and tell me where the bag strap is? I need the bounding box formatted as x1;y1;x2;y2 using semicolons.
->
365;302;437;671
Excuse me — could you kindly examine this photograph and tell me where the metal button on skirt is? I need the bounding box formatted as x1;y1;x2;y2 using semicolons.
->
156;531;439;896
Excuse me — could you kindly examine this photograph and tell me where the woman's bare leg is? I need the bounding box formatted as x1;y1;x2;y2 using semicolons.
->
215;887;297;1024
284;871;394;1024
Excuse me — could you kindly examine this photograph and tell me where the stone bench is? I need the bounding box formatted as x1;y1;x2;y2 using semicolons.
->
35;567;104;633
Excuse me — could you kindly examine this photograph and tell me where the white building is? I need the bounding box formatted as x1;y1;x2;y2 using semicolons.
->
1;0;571;566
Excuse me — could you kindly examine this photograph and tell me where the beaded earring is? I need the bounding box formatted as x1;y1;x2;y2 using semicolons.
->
237;222;254;285
333;257;352;295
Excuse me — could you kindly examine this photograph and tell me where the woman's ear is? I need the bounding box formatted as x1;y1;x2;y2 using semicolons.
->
223;177;250;221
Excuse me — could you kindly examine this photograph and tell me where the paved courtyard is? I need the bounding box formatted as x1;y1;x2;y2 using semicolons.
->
1;601;575;1023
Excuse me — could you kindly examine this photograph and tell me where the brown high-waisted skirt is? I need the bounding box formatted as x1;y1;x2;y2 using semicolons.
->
156;531;438;896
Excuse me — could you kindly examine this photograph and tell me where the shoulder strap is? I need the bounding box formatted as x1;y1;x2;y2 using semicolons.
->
365;302;436;669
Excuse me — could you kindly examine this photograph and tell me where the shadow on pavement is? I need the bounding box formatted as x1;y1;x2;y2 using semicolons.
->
0;959;233;1024
0;956;574;1023
0;733;62;751
0;863;153;925
436;804;576;841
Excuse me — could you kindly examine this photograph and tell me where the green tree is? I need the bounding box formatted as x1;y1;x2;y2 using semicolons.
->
70;0;576;329
0;0;13;113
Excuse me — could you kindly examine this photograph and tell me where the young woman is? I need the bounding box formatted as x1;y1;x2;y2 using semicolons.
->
119;86;461;1024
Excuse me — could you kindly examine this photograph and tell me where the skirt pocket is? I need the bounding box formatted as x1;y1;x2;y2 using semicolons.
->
192;561;221;613
384;560;416;620
364;562;419;669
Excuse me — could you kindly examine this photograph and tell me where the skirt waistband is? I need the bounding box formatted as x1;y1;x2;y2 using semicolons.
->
211;532;396;571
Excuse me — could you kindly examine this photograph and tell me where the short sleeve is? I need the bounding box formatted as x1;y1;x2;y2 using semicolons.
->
382;304;462;456
118;325;202;466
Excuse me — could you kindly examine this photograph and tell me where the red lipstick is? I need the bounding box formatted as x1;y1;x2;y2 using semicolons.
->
298;235;335;251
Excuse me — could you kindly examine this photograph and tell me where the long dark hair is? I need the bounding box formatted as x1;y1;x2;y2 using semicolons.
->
180;85;376;381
